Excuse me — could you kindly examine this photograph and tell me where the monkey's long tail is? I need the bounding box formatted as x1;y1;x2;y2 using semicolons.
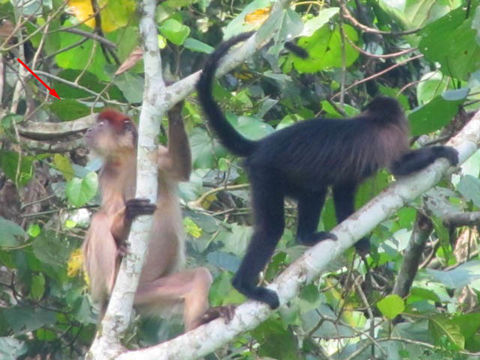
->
196;32;257;157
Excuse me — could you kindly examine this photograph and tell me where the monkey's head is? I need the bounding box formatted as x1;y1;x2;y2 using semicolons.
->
85;110;138;157
363;96;406;124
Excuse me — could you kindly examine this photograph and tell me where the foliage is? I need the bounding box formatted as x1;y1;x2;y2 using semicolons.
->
1;0;480;358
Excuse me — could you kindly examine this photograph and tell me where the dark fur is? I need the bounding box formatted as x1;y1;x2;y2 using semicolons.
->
196;33;459;309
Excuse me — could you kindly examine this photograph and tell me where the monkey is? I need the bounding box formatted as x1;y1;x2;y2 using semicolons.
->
82;103;233;331
195;32;459;309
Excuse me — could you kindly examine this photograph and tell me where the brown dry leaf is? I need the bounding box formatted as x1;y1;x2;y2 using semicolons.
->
244;7;271;25
115;47;143;75
0;19;15;40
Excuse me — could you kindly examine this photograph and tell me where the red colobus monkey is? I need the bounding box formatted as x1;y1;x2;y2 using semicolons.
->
82;103;233;331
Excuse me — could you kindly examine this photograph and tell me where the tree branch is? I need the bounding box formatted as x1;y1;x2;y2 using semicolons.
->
87;0;165;357
393;212;433;298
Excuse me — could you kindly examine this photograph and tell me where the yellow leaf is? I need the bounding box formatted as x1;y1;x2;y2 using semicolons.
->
183;217;203;238
244;7;271;25
67;0;95;29
67;0;136;32
67;248;84;277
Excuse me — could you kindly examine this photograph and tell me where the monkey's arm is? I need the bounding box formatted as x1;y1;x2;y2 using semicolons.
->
165;101;192;181
390;146;458;176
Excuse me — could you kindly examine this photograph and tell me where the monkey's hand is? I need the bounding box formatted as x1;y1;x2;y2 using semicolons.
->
199;304;236;325
117;243;129;257
125;198;156;220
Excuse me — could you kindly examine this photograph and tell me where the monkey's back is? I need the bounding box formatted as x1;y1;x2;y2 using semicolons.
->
246;116;408;189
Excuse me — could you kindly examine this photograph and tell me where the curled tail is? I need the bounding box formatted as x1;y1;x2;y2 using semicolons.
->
196;32;257;157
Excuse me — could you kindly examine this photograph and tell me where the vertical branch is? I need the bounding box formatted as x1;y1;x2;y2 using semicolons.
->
393;212;433;297
87;0;165;358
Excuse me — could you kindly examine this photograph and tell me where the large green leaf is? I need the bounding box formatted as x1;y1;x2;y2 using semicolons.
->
426;260;480;289
457;174;480;207
379;0;460;29
65;172;98;207
429;315;465;349
408;91;466;136
377;294;405;319
159;18;190;46
419;4;480;80
0;217;27;247
291;24;359;73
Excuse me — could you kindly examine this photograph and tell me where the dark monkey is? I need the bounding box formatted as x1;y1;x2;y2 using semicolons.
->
196;32;459;309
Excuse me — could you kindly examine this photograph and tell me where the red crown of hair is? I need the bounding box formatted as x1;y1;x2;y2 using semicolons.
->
98;109;130;130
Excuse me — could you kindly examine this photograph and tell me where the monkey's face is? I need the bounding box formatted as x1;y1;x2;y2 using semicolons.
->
85;112;137;157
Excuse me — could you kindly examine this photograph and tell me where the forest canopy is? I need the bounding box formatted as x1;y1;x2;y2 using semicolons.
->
1;0;480;359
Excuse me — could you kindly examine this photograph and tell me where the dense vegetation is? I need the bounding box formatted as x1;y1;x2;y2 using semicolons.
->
1;0;480;359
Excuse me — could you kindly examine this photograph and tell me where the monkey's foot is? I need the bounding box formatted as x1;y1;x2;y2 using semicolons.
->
298;231;337;246
125;198;156;220
199;305;236;326
233;280;280;309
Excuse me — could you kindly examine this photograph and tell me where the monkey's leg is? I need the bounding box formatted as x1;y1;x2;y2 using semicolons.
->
297;189;337;246
332;183;369;253
391;146;458;176
136;268;215;331
232;169;285;309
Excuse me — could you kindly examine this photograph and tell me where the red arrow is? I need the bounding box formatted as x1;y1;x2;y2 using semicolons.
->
17;58;60;100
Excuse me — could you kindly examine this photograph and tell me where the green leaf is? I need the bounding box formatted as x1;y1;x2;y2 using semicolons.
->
49;99;90;121
0;151;34;187
377;294;405;319
291;24;359;73
252;318;298;360
30;273;45;300
209;272;245;306
65;172;98;207
1;307;56;332
159;18;190;45
0;217;27;247
417;72;449;104
55;31;109;81
32;230;73;268
183;38;214;54
408;94;464;136
300;284;319;303
429;315;465;349
300;7;339;37
379;0;456;29
426;260;480;289
407;287;441;304
26;224;41;238
206;251;241;272
218;223;253;255
227;114;274;140
53;154;74;181
114;72;144;103
419;6;480;80
457;175;480;207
